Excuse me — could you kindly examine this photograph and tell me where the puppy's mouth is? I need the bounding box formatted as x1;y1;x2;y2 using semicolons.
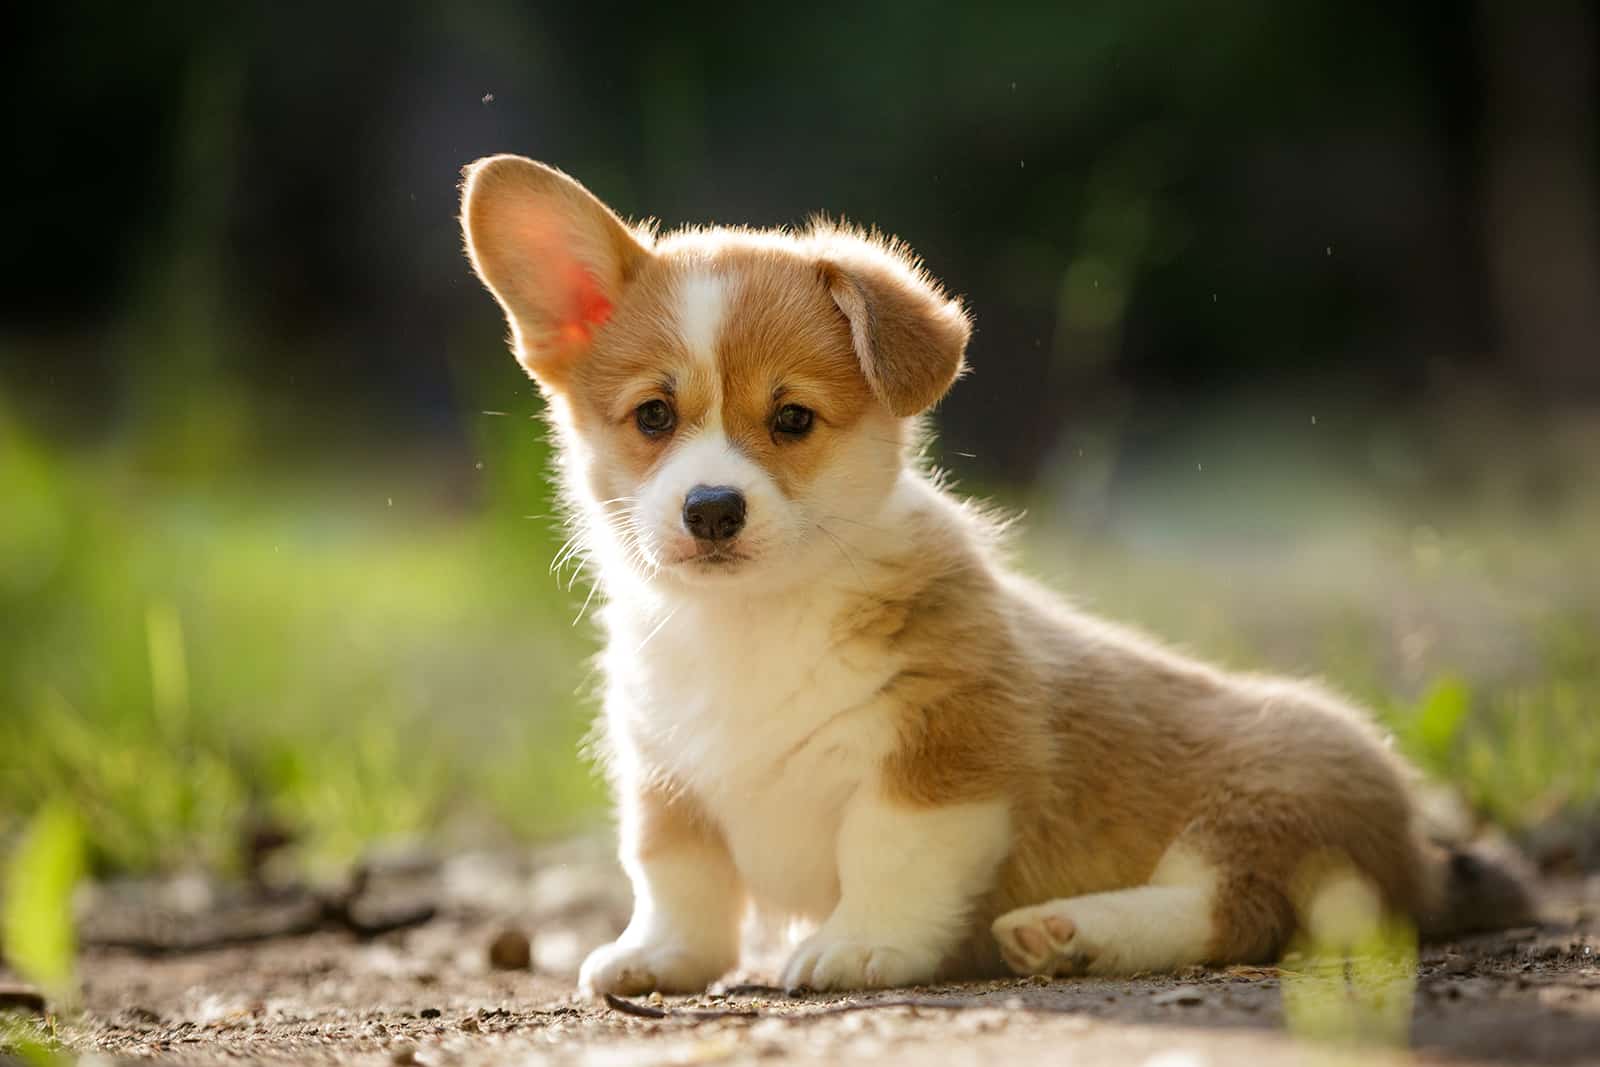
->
669;541;753;568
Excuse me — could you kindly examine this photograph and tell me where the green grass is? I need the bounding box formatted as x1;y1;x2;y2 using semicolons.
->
1;401;1596;878
1016;413;1600;833
3;803;84;1003
0;406;604;876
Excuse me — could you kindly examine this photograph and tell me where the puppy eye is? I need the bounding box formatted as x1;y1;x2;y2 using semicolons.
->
773;403;814;438
635;399;676;436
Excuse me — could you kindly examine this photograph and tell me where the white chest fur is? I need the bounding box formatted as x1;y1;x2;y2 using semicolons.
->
601;585;902;919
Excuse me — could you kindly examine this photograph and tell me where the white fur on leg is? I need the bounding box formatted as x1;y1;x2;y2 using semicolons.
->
781;793;1011;992
992;850;1219;976
580;838;742;996
993;886;1214;976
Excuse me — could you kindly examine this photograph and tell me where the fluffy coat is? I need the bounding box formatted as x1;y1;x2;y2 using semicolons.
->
459;155;1529;994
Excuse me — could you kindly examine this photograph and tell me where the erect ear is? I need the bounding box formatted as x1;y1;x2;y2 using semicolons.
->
818;231;972;416
460;155;650;384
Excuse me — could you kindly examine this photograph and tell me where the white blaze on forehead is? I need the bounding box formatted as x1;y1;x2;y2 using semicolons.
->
675;270;728;374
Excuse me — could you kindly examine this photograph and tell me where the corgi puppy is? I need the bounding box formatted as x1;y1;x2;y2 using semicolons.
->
459;156;1529;994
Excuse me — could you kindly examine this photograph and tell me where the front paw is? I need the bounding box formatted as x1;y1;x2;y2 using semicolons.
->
578;939;729;996
781;933;940;992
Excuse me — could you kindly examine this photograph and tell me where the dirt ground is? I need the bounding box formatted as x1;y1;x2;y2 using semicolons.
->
7;840;1600;1067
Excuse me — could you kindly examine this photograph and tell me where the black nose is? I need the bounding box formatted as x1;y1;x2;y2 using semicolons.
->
683;485;746;542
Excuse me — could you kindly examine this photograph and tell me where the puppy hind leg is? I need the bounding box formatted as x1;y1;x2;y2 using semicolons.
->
992;846;1293;976
993;884;1215;976
1207;867;1296;965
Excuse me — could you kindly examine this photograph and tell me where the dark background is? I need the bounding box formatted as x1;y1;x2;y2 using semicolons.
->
7;1;1597;477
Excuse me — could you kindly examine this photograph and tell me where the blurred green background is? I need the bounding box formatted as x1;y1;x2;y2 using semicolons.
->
2;2;1597;877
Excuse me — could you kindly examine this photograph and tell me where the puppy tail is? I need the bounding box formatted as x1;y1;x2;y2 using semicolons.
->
1417;840;1538;941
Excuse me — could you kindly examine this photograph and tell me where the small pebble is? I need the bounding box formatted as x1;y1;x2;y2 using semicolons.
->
1151;985;1207;1007
488;927;532;971
419;1007;442;1019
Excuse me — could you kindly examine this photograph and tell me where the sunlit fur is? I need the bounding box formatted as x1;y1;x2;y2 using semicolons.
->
460;155;1530;995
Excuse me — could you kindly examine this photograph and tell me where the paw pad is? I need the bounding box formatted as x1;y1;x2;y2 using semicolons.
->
993;907;1094;977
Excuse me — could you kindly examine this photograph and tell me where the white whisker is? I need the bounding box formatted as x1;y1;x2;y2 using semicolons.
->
633;606;679;656
816;524;868;592
572;570;602;626
815;511;891;534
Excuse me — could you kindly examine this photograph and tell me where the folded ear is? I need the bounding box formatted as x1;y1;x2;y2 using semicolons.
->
460;155;650;383
819;232;972;416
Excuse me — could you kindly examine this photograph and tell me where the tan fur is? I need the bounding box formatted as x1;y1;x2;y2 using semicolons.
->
820;246;971;416
789;499;1436;968
516;234;894;508
460;156;1524;986
462;156;650;384
627;777;733;866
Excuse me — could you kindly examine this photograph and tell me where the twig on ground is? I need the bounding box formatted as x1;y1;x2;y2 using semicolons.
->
602;994;670;1019
602;990;996;1024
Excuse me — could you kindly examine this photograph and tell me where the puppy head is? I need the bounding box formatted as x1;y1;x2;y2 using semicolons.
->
461;155;970;590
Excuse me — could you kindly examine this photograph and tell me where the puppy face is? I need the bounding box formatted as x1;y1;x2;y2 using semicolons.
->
560;250;897;587
460;157;971;590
